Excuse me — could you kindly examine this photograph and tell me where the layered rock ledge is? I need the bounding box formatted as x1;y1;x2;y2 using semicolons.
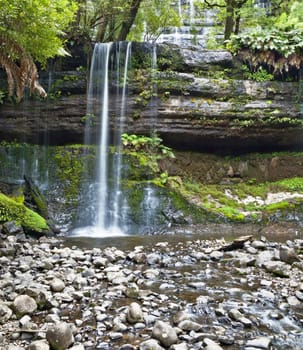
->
0;44;302;153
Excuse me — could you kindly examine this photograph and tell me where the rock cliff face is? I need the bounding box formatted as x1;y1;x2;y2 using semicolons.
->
0;43;302;153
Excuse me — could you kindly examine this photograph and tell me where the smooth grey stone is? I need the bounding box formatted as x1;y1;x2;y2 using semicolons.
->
26;340;50;350
203;338;224;350
46;322;74;350
13;295;37;317
0;302;13;324
127;302;144;324
152;320;178;347
140;339;165;350
246;336;272;349
50;278;65;292
178;320;202;331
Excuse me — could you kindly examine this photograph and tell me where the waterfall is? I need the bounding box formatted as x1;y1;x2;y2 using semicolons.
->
96;43;112;230
74;42;132;237
111;42;132;230
174;0;182;43
189;0;195;26
158;0;216;48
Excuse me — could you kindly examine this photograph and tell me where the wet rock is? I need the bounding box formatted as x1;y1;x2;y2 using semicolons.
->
279;246;300;264
124;283;140;298
203;338;224;350
209;250;223;261
127;302;144;324
251;240;266;249
109;332;123;340
178;319;202;331
26;340;50;350
262;261;290;277
287;296;302;308
92;256;108;267
46;322;74;350
13;295;37;317
3;221;24;235
295;290;303;301
173;311;190;324
152;320;178;347
50;278;66;292
69;346;85;350
170;343;188;350
228;308;243;321
119;345;136;350
257;289;275;301
0;302;13;323
147;253;161;265
245;336;272;349
220;235;253;251
140;339;165;350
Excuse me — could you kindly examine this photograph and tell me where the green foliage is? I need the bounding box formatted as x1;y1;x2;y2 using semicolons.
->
81;113;97;126
0;0;78;65
128;0;180;42
122;133;174;159
227;27;303;78
169;172;303;223
0;193;49;234
122;133;175;186
275;177;303;192
241;65;274;82
274;1;303;30
228;28;303;57
0;90;5;104
71;0;144;43
54;146;90;201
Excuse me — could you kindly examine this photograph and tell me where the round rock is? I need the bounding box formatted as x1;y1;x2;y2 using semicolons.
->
13;295;37;317
140;339;165;350
127;302;144;324
0;302;13;324
152;320;178;347
50;278;66;292
26;340;50;350
46;322;74;350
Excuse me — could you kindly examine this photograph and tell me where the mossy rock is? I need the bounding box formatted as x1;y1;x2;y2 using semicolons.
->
0;193;49;234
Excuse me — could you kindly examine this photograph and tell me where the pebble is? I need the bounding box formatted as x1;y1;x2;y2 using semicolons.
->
13;295;37;316
0;234;302;350
152;320;178;347
26;340;50;350
245;336;272;349
203;338;224;350
46;322;74;350
140;339;165;350
127;302;144;324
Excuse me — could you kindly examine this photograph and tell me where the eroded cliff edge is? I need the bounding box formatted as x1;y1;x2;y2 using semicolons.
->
0;43;302;153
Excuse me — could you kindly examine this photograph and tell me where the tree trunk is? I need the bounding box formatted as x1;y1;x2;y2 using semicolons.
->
117;0;142;41
224;0;235;41
95;17;108;43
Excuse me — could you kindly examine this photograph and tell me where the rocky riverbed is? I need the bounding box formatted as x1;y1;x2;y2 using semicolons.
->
1;224;303;350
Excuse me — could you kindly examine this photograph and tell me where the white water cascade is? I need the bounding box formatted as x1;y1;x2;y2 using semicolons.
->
111;42;132;229
74;42;132;237
158;0;216;48
96;43;112;231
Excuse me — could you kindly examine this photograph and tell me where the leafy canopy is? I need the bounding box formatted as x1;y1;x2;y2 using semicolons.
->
0;0;78;65
128;0;180;42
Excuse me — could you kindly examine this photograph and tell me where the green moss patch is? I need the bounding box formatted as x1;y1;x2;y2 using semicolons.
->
0;193;49;234
168;175;303;223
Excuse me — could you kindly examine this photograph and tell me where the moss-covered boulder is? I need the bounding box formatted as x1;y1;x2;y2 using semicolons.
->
0;193;49;234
